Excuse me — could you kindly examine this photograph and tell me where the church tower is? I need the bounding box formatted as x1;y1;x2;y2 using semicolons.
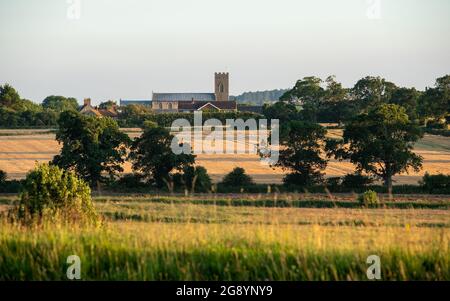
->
214;72;229;101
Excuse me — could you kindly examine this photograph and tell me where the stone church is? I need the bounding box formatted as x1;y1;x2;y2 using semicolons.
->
121;73;237;113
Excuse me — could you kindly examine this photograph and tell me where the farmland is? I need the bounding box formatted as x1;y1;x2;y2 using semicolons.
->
1;128;450;184
0;194;449;280
1;129;449;281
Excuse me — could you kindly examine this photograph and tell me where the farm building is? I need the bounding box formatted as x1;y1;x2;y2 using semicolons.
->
79;98;119;119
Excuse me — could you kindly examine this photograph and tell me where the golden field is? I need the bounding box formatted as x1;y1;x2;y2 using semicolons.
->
0;195;449;280
0;128;450;184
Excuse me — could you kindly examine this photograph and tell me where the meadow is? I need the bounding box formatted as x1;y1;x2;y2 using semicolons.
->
1;129;449;280
0;194;449;280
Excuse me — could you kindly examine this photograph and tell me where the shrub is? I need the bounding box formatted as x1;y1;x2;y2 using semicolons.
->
341;173;373;189
283;172;323;187
426;119;446;129
0;170;6;184
325;177;342;191
174;166;212;193
358;190;380;208
221;167;254;188
420;173;450;194
0;179;24;193
113;174;149;191
14;164;99;225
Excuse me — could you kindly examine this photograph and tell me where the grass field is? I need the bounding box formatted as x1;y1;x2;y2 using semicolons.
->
1;129;450;184
0;195;449;280
1;129;449;280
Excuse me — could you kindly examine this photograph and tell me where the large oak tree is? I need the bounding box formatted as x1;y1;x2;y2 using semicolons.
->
328;104;423;196
52;111;130;188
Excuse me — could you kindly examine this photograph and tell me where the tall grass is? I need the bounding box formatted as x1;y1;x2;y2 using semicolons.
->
0;216;448;280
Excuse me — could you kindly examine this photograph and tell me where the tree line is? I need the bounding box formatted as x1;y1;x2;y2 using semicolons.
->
264;75;449;126
1;104;450;195
49;112;212;193
48;103;426;196
273;103;423;196
0;84;261;128
232;89;289;105
0;85;79;127
258;74;448;195
2;74;448;128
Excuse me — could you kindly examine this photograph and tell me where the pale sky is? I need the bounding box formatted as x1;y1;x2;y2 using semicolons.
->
0;0;449;105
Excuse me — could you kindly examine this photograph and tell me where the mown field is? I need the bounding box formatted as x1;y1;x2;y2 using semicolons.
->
0;194;449;280
1;128;450;183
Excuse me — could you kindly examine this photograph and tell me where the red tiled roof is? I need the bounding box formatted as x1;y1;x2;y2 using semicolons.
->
98;108;119;117
80;105;118;118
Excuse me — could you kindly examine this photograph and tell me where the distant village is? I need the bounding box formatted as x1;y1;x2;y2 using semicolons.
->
79;73;264;118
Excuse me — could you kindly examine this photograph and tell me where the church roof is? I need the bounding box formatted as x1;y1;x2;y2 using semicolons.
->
153;93;216;102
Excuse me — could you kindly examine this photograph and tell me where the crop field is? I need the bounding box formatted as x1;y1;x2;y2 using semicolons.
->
0;194;449;280
1;129;450;184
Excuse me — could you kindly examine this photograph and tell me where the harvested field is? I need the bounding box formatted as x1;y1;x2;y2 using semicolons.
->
0;129;449;184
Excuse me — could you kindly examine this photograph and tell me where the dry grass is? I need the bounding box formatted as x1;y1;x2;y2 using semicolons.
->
1;129;449;184
1;198;449;280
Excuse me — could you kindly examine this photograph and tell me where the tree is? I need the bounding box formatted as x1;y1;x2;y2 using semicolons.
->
99;100;117;110
16;163;99;225
276;121;327;186
0;84;41;112
221;167;254;188
389;87;420;120
352;76;397;113
52;111;130;188
417;75;450;122
318;76;354;123
174;165;212;193
129;122;195;190
281;76;325;122
118;104;153;127
0;170;6;184
281;76;324;104
42;95;79;112
328;104;423;196
0;84;21;107
262;101;298;124
235;89;289;105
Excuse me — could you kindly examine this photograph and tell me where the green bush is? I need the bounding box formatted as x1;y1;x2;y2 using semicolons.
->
114;174;148;190
420;173;450;194
0;170;6;185
325;177;342;191
220;167;255;189
358;190;380;208
342;173;374;189
0;179;24;193
174;166;212;193
325;174;373;193
14;164;99;225
426;119;446;129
